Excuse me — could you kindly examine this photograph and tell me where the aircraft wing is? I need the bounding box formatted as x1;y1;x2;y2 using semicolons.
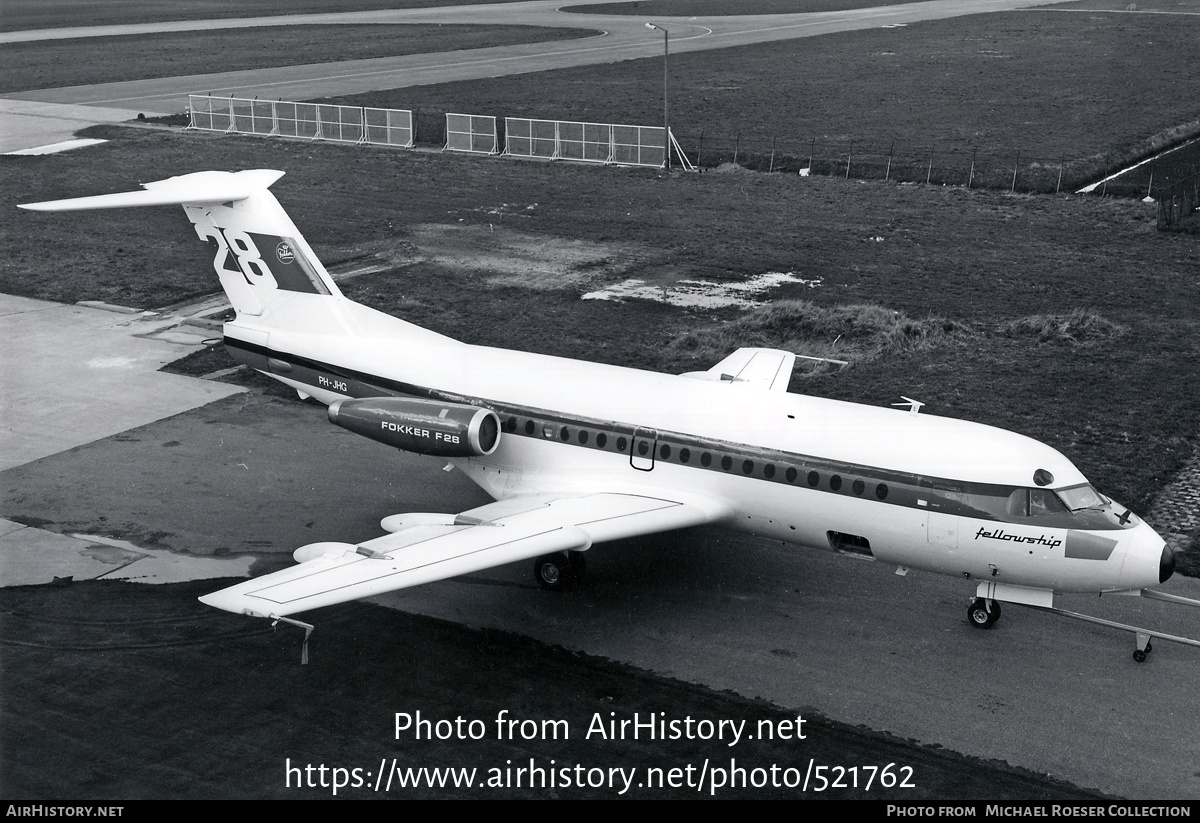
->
684;347;796;391
199;492;730;618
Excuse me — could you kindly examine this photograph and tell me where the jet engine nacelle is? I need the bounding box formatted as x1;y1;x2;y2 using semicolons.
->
327;397;500;457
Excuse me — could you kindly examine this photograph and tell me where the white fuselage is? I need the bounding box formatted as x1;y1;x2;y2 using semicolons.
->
225;292;1169;600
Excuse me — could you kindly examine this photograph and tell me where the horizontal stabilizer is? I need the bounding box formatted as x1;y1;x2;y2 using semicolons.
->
18;170;285;212
683;347;796;392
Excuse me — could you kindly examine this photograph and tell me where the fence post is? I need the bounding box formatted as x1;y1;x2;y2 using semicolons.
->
1010;150;1021;193
846;140;854;179
733;133;740;166
696;130;704;168
885;140;894;182
968;147;976;189
769;136;776;173
809;137;814;174
1146;164;1154;200
225;96;237;134
927;146;934;185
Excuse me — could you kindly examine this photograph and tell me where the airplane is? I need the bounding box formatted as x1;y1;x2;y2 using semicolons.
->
20;169;1199;663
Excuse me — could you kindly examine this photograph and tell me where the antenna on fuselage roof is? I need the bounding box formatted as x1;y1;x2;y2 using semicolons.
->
892;396;925;415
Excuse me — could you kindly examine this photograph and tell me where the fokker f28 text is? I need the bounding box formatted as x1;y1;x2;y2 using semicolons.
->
21;170;1199;663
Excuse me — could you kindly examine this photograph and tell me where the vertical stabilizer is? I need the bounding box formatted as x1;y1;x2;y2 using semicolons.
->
20;170;342;319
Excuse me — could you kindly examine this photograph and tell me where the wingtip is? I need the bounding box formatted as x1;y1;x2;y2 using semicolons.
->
198;586;267;617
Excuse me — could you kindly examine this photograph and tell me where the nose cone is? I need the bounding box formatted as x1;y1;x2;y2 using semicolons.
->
1119;522;1169;589
1160;544;1176;584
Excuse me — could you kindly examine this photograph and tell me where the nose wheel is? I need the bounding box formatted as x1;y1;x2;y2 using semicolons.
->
967;597;1001;628
1133;632;1153;663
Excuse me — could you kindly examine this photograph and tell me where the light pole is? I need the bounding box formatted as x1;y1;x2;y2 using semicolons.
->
645;22;669;169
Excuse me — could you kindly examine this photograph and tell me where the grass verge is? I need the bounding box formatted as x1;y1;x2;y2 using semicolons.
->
0;25;599;94
0;0;527;32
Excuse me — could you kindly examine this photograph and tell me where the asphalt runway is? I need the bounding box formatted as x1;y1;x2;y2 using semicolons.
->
3;383;1198;799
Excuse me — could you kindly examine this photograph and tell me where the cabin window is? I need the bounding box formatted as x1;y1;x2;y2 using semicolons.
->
807;471;820;487
680;448;691;463
505;417;518;432
875;483;889;500
578;430;589;445
597;432;608;449
660;444;671;460
617;436;628;452
742;459;754;475
524;420;536;435
721;455;733;471
830;475;842;491
764;464;776;480
852;479;865;496
701;452;712;467
785;467;798;483
637;440;650;456
560;427;571;441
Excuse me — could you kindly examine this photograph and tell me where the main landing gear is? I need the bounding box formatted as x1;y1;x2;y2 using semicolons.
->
967;597;1002;629
533;551;587;591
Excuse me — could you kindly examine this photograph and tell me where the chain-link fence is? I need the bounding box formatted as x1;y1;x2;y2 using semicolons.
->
1158;172;1200;231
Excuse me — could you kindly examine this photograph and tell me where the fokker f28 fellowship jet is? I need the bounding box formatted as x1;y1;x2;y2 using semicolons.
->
21;170;1199;663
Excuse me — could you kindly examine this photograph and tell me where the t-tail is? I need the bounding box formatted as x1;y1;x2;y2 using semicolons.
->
19;169;358;333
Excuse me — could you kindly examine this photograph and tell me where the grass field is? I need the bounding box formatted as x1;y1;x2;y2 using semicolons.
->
8;3;1199;192
0;24;598;93
328;9;1200;193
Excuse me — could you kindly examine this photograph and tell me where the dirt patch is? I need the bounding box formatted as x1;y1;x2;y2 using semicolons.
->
331;224;660;292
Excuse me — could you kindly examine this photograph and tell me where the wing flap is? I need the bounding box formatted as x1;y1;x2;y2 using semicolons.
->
200;492;728;618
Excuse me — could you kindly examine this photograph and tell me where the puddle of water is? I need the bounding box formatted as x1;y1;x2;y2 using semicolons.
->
582;271;821;309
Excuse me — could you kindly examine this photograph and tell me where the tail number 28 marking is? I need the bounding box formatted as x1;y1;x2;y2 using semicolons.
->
195;224;274;286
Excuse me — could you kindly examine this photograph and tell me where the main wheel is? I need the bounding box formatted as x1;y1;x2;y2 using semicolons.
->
1133;649;1147;663
534;555;566;590
967;598;1000;629
535;553;585;591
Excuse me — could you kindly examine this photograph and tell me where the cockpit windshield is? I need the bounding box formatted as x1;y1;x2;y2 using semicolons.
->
1055;483;1106;512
